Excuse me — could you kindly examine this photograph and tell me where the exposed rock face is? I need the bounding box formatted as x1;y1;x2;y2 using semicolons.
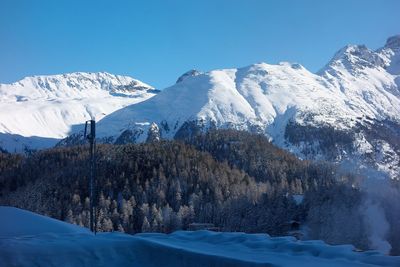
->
146;123;161;142
176;69;203;83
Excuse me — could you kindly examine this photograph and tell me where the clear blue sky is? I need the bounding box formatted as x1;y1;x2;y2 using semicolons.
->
1;0;399;89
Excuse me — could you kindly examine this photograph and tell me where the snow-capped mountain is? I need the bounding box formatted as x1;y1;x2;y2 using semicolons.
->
87;35;400;179
0;72;158;152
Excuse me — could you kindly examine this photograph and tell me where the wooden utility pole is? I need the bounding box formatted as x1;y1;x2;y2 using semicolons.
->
85;120;96;234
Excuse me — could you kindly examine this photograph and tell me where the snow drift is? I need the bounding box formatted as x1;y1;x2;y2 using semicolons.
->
0;206;90;237
0;206;399;267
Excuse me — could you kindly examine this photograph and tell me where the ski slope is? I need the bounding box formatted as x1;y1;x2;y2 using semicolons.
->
1;206;399;267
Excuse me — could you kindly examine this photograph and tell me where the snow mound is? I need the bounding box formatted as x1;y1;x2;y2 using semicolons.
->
0;206;90;237
1;207;399;267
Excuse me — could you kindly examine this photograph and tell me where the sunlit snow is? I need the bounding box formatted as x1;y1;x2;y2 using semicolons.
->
0;72;157;152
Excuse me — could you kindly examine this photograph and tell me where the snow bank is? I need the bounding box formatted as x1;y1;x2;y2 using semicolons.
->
0;206;90;237
0;207;399;267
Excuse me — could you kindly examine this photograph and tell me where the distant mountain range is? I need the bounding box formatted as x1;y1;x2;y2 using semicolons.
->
0;72;158;152
1;35;399;179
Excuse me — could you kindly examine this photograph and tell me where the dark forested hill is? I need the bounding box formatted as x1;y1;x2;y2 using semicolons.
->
186;129;338;191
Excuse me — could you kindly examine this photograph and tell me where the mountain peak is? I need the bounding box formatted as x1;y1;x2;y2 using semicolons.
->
320;44;386;74
385;35;400;50
176;69;202;83
8;72;156;97
331;44;369;60
0;71;158;152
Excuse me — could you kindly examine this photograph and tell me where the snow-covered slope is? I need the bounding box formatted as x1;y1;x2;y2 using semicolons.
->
1;207;399;267
0;72;158;152
0;206;90;237
89;35;400;179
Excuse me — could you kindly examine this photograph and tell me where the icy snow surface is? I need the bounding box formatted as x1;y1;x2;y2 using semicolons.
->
1;206;399;267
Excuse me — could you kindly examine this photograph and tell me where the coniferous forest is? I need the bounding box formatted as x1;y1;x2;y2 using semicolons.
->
1;130;399;254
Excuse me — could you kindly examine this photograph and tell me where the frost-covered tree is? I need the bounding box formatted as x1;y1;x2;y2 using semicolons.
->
142;217;151;232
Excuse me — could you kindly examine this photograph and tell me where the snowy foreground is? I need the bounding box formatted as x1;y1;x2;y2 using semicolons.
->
1;207;399;267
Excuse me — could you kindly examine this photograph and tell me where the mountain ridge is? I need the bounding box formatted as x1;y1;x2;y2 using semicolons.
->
1;36;399;179
85;35;399;179
0;71;158;152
